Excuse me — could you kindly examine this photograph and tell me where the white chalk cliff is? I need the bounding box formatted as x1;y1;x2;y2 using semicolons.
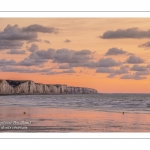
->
0;80;97;94
67;86;97;94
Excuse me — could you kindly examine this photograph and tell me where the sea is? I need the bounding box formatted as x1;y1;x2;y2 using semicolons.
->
0;94;150;132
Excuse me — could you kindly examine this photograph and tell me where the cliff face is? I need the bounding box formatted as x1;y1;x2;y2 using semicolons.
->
67;86;97;94
0;80;14;94
0;80;97;94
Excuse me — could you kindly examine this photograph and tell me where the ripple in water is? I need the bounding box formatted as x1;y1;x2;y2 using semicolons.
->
0;94;150;113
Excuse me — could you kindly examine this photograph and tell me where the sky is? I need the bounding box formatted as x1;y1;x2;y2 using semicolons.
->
1;18;150;93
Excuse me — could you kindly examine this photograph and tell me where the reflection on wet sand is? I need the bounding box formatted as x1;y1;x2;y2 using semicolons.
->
0;106;150;132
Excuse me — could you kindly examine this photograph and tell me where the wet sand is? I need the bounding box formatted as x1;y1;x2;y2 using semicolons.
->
0;106;150;132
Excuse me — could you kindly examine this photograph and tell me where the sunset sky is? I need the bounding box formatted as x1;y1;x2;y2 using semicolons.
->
1;18;150;93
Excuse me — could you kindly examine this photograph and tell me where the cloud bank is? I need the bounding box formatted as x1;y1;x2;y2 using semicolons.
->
101;28;150;39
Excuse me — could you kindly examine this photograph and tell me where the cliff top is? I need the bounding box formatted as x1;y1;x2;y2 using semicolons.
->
0;79;67;86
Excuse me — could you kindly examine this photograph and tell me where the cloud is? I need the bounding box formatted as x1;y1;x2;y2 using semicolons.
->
18;57;48;67
44;40;50;44
62;69;76;73
0;58;76;74
105;47;131;55
121;74;147;80
0;59;17;66
0;24;38;42
59;64;72;69
0;66;52;73
138;41;150;49
135;71;150;76
42;71;61;75
27;43;39;52
1;44;94;68
0;24;58;51
101;28;150;39
115;65;129;74
147;64;150;68
106;65;129;78
22;24;58;33
0;40;23;50
54;49;75;63
68;57;121;68
52;50;120;69
94;58;121;67
0;46;124;76
95;65;130;78
36;49;56;59
68;62;88;68
130;65;148;71
64;39;71;43
54;49;93;64
126;55;144;64
96;67;114;73
17;48;55;67
75;50;92;55
7;49;26;54
4;48;93;69
43;69;76;75
93;65;130;78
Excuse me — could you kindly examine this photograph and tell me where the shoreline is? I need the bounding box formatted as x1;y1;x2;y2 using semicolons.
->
0;105;150;115
0;106;150;132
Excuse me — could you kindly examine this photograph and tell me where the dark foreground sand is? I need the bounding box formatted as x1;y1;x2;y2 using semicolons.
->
0;106;150;132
